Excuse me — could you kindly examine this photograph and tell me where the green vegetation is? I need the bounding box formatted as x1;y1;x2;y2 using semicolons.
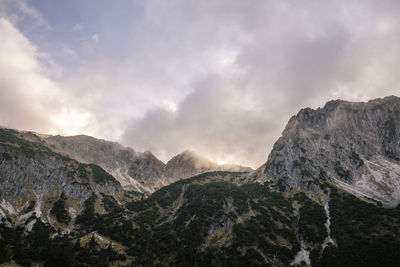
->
293;159;314;178
0;128;71;161
293;192;326;244
78;163;89;179
1;170;400;266
319;168;327;180
90;164;117;185
349;151;364;168
50;192;71;224
334;161;351;180
77;162;119;187
0;219;125;266
315;186;400;266
24;200;36;213
384;117;396;139
1;152;12;160
75;195;98;231
101;193;123;213
80;178;302;266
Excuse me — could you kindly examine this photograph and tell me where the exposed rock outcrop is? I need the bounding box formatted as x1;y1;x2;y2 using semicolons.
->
43;137;252;194
264;96;400;206
0;128;122;229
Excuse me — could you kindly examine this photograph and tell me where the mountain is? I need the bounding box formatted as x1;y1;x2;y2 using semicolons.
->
73;173;400;267
42;135;252;194
264;96;400;207
1;170;399;266
43;134;167;194
0;96;400;266
165;150;252;181
0;127;253;231
0;128;124;231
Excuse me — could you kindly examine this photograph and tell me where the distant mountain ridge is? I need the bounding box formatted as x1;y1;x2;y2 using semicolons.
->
0;126;252;236
3;129;252;194
165;150;252;181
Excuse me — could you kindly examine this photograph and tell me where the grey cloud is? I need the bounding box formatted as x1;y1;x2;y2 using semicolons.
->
123;78;280;168
121;0;400;168
2;0;400;168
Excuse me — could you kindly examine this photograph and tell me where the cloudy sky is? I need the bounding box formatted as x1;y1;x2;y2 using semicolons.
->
0;0;399;168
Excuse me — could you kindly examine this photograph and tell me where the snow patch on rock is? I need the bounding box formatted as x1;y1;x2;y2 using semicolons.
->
26;219;36;232
321;189;336;254
109;167;156;194
34;193;42;218
333;156;400;207
69;207;78;219
291;201;311;266
0;199;15;215
291;243;311;267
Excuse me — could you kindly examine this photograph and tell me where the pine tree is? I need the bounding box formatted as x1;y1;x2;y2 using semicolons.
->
88;234;97;252
74;238;81;251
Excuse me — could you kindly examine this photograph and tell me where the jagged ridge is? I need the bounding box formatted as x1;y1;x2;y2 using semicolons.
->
43;136;252;194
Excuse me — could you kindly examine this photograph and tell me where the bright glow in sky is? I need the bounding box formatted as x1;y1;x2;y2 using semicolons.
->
0;0;399;168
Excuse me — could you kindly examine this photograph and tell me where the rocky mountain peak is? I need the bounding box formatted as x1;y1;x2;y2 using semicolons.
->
167;149;210;166
165;149;252;181
179;149;200;157
165;150;219;180
265;96;400;206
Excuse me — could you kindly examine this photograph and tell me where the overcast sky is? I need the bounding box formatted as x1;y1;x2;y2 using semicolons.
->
0;0;399;168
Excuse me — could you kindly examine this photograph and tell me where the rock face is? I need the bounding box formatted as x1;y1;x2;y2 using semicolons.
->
43;135;167;193
0;126;253;237
0;128;122;227
43;137;252;194
265;96;400;206
44;135;141;172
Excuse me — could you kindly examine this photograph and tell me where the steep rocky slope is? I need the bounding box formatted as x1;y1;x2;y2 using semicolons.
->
0;128;124;233
265;96;400;206
0;128;252;233
43;135;169;194
43;136;252;194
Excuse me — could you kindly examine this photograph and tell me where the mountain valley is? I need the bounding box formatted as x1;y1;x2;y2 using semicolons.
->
0;96;400;266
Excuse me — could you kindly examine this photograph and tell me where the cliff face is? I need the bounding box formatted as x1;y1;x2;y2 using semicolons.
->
43;135;167;193
264;96;400;206
0;128;123;230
